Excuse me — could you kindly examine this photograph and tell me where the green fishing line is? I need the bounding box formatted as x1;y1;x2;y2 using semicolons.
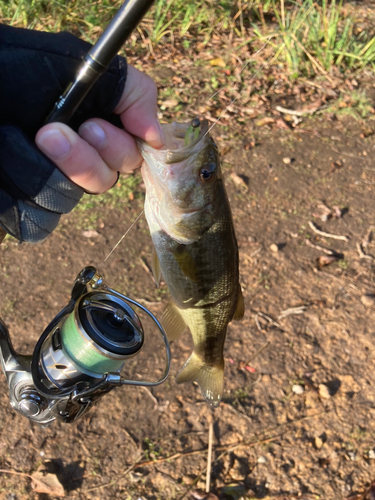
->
61;312;125;375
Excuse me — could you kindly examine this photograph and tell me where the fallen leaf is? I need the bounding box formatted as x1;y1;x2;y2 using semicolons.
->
31;472;65;497
256;117;275;127
191;489;219;500
160;98;178;109
209;57;226;67
361;127;374;138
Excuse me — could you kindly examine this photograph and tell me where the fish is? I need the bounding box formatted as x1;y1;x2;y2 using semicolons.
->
138;118;244;407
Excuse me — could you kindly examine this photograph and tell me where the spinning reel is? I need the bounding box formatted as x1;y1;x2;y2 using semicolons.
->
0;0;167;426
0;267;170;425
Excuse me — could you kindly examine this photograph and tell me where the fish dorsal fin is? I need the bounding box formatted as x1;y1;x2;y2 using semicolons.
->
233;287;245;321
176;351;224;408
161;303;187;342
151;246;162;287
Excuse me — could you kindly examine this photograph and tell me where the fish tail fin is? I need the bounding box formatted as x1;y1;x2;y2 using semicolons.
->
176;352;224;407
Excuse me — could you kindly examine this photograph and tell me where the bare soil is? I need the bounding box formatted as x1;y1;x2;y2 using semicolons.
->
1;73;375;500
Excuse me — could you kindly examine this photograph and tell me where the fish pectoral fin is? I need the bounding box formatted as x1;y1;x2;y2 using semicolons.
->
171;247;199;282
151;246;162;287
233;287;245;321
176;352;224;408
161;303;187;342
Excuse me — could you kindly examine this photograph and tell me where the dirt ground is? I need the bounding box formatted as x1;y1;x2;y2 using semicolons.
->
1;68;375;500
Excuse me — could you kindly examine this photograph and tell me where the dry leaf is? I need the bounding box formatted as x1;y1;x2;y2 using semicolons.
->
31;471;65;497
191;489;219;500
209;57;226;67
256;117;275;127
160;98;178;109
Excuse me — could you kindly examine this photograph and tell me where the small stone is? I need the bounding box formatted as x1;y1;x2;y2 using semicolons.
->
348;451;357;461
361;295;375;307
82;230;99;238
283;157;292;164
315;437;323;449
319;384;331;399
257;456;267;464
292;384;304;395
368;449;375;459
270;243;279;253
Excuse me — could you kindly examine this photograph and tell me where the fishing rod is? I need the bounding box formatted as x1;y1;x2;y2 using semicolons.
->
47;0;155;124
0;0;171;425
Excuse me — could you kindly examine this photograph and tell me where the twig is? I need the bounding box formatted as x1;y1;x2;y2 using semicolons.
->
362;226;375;249
308;221;349;242
276;104;325;117
254;313;262;332
290;33;333;83
177;435;281;500
305;238;337;255
140;386;159;410
206;421;214;493
85;452;144;492
356;242;373;260
247;341;270;365
278;306;306;320
330;146;368;161
257;311;283;330
250;246;262;258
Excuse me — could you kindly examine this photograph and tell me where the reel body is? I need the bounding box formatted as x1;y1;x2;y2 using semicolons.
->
0;267;170;425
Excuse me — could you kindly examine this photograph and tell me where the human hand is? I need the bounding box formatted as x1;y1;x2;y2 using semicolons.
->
35;64;164;194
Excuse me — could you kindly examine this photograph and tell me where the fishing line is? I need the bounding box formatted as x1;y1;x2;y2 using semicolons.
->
104;37;275;261
104;209;144;262
204;37;277;138
207;39;271;102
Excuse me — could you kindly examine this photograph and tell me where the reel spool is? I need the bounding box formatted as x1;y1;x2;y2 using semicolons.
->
0;267;170;425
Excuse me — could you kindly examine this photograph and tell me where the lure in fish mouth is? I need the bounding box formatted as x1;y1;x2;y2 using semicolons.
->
139;118;244;407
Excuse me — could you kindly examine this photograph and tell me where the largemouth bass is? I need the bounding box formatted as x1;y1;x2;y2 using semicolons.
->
139;118;244;407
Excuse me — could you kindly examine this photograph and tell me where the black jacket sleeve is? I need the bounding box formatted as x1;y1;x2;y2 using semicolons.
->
0;24;127;242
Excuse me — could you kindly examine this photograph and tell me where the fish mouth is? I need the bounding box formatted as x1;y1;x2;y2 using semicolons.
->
161;119;210;163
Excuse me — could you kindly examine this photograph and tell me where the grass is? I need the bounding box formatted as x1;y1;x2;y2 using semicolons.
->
1;0;374;78
71;173;143;228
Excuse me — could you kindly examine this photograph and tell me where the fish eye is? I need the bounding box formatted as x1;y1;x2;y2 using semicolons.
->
199;162;216;183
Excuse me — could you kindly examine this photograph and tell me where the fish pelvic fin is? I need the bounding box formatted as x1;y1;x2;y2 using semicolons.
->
151;246;162;287
233;287;245;321
161;303;187;342
176;351;224;408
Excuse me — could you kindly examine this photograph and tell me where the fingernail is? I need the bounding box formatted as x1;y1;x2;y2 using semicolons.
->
36;129;71;159
79;122;108;149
